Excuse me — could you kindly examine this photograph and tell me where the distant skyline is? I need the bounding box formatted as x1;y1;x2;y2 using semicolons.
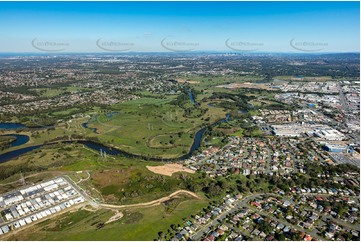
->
0;1;359;53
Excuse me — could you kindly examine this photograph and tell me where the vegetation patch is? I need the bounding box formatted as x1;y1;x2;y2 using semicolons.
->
162;194;194;214
44;210;93;232
121;211;144;224
91;167;185;204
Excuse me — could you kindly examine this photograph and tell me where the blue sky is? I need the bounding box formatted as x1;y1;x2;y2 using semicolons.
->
0;1;359;53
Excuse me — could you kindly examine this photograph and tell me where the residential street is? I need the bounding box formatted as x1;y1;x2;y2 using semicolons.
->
190;192;359;241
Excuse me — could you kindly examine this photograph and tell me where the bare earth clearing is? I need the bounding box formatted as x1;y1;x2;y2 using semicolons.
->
176;78;200;84
216;82;277;90
146;163;195;176
105;210;124;224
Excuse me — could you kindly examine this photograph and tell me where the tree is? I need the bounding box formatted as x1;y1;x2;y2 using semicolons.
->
158;231;164;240
275;233;286;241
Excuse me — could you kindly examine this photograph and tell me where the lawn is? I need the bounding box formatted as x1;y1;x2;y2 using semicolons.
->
231;129;244;138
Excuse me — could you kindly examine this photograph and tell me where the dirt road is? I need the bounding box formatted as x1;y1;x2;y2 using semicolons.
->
99;189;200;209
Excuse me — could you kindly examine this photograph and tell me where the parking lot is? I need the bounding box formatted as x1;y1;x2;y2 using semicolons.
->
329;153;360;167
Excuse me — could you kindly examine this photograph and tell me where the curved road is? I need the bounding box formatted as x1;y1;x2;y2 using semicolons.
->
99;190;200;209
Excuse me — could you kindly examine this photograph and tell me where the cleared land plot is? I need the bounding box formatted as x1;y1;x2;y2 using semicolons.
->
175;78;200;84
274;75;333;81
175;74;263;89
216;82;277;90
146;163;195;176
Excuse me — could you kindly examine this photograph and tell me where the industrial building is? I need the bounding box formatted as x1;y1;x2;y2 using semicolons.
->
0;177;85;236
313;129;345;141
323;144;347;153
271;123;345;140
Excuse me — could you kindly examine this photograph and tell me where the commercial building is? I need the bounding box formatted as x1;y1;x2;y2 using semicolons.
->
313;129;345;141
323;144;347;153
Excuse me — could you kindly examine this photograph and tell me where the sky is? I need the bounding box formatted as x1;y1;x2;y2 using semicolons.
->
0;1;359;53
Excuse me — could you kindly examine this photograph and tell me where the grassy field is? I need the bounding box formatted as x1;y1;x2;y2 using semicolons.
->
7;196;208;241
52;107;81;116
85;96;226;158
90;164;192;204
176;74;263;89
273;75;334;81
0;144;92;175
231;129;244;138
29;86;92;98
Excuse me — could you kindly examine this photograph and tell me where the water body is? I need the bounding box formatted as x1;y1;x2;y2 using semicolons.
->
188;90;196;104
225;113;231;122
105;112;119;119
0;122;54;130
0;145;41;164
81;122;98;134
0;123;27;130
179;127;207;160
1;134;30;147
82;115;99;134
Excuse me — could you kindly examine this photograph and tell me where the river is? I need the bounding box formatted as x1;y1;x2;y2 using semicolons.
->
81;122;98;134
1;134;30;147
188;90;196;104
0;123;27;130
0;122;54;130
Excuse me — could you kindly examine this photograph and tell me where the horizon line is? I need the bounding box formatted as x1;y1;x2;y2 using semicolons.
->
0;51;360;55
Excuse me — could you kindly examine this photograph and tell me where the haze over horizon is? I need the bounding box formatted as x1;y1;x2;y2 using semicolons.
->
0;1;359;53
